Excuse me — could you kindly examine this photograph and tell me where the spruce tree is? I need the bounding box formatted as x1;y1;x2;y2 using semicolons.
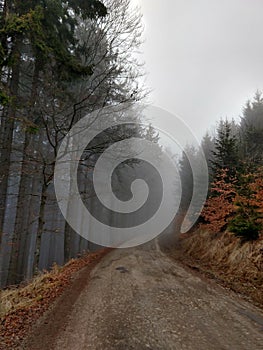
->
240;91;263;167
211;119;239;181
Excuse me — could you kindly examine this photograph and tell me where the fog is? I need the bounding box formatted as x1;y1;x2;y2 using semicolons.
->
133;0;263;139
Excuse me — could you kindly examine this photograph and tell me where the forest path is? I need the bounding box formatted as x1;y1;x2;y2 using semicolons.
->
24;243;263;350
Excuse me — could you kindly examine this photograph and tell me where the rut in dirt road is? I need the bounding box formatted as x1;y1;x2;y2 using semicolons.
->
24;244;263;350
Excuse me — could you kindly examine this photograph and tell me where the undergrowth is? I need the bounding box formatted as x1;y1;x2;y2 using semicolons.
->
179;230;263;307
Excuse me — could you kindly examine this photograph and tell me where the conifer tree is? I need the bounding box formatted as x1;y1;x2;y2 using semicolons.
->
240;91;263;167
211;119;239;181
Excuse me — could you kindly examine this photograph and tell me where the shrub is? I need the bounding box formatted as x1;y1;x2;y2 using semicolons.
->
228;214;260;241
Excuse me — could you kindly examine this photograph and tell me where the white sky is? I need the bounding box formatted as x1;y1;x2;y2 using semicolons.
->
132;0;263;140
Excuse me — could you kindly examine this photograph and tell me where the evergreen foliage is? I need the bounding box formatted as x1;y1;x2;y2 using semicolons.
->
181;91;263;242
0;0;146;287
211;119;239;180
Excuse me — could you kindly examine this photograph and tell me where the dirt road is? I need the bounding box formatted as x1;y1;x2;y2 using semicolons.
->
25;243;263;350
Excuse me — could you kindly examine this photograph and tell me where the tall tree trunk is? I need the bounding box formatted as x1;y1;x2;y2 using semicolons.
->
7;59;40;284
21;167;42;280
0;52;20;240
6;135;31;285
33;181;47;274
64;222;72;263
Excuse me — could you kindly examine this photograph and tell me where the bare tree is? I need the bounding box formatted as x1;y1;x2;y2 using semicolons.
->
0;0;146;286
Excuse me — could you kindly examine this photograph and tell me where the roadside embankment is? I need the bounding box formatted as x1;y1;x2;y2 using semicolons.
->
0;248;110;349
170;230;263;308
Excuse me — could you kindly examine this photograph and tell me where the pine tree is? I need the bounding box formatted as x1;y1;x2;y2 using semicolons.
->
211;119;239;181
0;0;147;286
179;145;195;211
0;0;108;285
240;91;263;167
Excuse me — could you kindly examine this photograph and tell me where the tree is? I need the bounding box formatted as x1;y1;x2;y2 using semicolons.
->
201;132;215;187
179;145;196;212
1;0;108;285
228;170;263;241
211;119;239;181
240;91;263;167
200;169;236;233
0;0;147;286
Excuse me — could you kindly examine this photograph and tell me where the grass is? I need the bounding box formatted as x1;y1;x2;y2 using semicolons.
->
0;264;63;318
178;230;263;307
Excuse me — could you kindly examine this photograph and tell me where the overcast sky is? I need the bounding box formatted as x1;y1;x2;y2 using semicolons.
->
132;0;263;140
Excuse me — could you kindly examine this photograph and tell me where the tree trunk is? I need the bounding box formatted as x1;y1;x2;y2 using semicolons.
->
7;59;40;284
33;181;47;274
0;51;20;240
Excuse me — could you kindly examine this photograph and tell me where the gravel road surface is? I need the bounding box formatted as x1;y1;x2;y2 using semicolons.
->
24;243;263;350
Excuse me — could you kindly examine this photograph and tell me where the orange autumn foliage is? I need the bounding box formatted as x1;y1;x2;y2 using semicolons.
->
200;170;236;233
201;168;263;236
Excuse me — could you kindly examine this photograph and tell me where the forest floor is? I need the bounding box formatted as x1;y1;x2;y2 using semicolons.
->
0;248;110;350
22;242;263;350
